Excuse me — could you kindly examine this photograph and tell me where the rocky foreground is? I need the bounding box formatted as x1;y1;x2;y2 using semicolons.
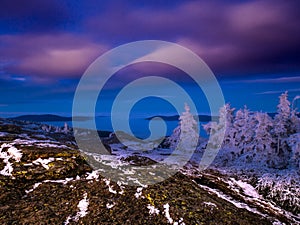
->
0;118;299;224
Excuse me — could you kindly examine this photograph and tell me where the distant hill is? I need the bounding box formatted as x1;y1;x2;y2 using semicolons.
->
10;114;91;122
145;112;289;122
10;112;297;123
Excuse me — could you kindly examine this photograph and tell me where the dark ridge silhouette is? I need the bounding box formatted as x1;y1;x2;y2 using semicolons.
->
10;114;91;122
145;114;217;122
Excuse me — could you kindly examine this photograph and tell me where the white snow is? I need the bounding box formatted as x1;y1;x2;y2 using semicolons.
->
197;183;263;216
64;193;89;224
7;146;22;161
44;177;74;184
24;177;74;196
76;193;89;219
0;162;13;176
272;221;285;225
63;216;72;225
36;143;69;149
106;202;115;209
32;157;55;170
228;178;261;199
25;182;42;194
0;143;22;176
103;178;117;194
257;172;300;215
134;187;143;199
203;202;217;208
163;203;173;224
117;181;125;195
163;203;185;225
174;218;185;225
147;204;160;215
86;171;100;180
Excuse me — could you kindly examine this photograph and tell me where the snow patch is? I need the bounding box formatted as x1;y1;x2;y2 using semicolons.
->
106;202;115;209
229;178;261;199
76;193;89;218
32;157;55;170
163;203;185;225
103;178;117;194
86;171;99;180
134;187;144;199
147;204;160;215
163;203;173;224
197;183;263;216
64;193;89;224
25;182;42;194
203;202;217;208
0;143;22;176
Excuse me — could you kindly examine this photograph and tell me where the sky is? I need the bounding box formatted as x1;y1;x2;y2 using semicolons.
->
0;0;300;117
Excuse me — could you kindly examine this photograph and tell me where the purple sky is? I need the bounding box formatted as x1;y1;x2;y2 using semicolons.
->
0;0;300;116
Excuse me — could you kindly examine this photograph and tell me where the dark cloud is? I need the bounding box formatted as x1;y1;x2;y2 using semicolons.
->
85;0;300;75
1;0;300;83
0;0;75;33
0;0;299;115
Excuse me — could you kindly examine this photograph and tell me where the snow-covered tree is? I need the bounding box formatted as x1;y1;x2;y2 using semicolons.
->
55;126;61;133
274;91;292;137
203;103;234;150
291;95;300;133
232;107;250;148
63;122;69;134
166;103;198;151
271;92;294;168
287;133;300;168
234;107;257;152
238;112;274;165
171;103;199;152
291;111;300;133
254;112;274;153
41;124;54;133
232;108;244;146
219;103;235;147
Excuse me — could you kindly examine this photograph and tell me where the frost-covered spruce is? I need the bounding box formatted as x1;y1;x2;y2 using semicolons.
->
219;103;235;147
252;112;274;164
233;106;256;152
272;92;295;168
203;103;234;149
63;122;69;134
232;108;245;148
287;133;300;168
290;109;300;133
274;91;292;137
169;103;199;152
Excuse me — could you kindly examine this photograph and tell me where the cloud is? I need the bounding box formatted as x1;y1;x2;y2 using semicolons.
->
0;0;74;33
256;88;300;95
1;0;300;84
85;0;300;75
240;76;300;84
1;33;108;81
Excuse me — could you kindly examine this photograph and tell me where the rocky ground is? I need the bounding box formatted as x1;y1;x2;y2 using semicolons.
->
0;118;298;224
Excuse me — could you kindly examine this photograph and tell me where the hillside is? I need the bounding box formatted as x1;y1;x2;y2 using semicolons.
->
0;118;299;224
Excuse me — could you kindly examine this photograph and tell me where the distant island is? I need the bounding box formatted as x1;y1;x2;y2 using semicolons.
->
9;113;283;124
146;115;217;122
146;112;281;122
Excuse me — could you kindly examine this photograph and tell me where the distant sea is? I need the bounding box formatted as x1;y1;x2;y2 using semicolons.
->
44;116;208;139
